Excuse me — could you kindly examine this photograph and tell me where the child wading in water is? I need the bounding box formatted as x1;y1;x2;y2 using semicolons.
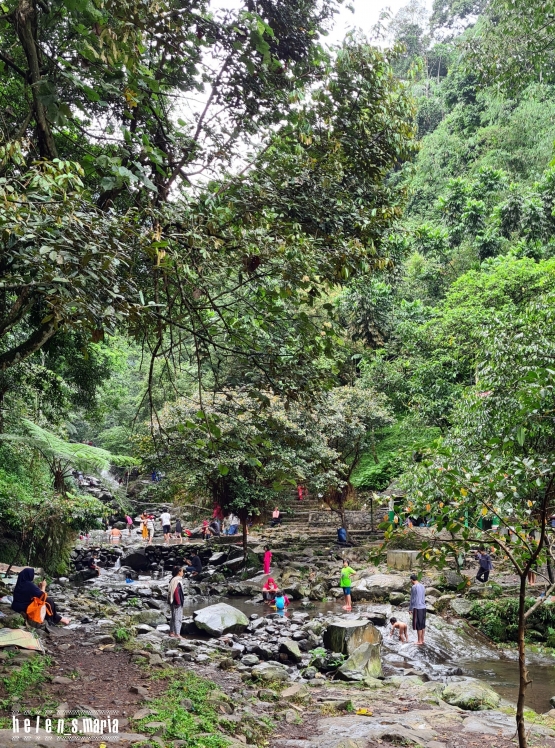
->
340;559;356;611
263;545;272;575
389;617;408;642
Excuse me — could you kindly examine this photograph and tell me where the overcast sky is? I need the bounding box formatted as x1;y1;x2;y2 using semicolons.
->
210;0;433;45
327;0;426;43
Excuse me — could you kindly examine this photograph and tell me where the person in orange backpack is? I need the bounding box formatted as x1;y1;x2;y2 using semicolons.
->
11;568;70;625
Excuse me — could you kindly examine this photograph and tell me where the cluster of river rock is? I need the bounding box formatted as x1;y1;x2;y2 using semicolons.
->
5;536;555;748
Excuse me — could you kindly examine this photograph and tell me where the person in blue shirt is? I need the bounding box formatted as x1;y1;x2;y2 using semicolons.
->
274;591;290;611
475;548;493;583
409;573;426;645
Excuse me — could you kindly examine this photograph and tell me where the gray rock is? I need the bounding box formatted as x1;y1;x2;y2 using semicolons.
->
337;642;382;681
389;591;405;605
279;639;302;663
323;618;381;655
364;604;392;626
449;598;474;616
350;573;409;602
442;678;500;711
241;654;260;666
193;603;249;637
442;570;465;590
121;550;150;571
132;610;166;626
251;662;290;682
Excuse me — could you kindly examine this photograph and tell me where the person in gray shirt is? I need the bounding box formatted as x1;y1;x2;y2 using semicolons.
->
409;573;426;645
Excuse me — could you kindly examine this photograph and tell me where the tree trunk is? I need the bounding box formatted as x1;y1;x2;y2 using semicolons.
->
15;0;58;160
6;536;24;576
516;573;530;748
547;556;554;584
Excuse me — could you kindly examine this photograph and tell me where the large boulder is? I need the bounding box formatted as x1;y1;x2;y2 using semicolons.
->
237;574;269;596
323;618;381;655
279;639;302;663
132;610;166;626
442;570;465;590
450;598;474;616
350;574;409;602
442;678;500;711
193;603;249;637
121;550;150;572
251;662;290;682
337;641;382;681
387;550;419;571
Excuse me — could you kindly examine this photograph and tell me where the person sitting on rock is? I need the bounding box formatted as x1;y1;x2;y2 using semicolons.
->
209;518;221;537
389;617;408;643
262;577;278;604
86;556;101;576
11;568;70;627
201;519;211;540
270;507;281;527
184;551;202;576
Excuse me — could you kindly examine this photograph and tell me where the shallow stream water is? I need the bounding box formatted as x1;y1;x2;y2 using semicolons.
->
6;565;555;713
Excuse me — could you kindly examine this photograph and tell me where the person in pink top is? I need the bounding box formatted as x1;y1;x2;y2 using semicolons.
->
263;545;272;575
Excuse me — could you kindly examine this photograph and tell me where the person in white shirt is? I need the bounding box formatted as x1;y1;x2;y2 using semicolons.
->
160;510;172;544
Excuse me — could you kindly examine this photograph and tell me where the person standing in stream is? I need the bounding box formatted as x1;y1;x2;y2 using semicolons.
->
409;573;426;645
340;559;356;611
167;566;185;638
263;545;272;575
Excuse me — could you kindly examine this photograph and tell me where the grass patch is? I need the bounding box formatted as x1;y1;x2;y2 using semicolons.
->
132;671;232;747
0;656;51;709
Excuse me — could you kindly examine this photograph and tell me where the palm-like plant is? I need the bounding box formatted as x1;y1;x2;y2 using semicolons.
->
2;420;133;493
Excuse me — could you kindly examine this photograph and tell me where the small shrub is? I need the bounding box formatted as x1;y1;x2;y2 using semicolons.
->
470;598;555;644
113;626;133;643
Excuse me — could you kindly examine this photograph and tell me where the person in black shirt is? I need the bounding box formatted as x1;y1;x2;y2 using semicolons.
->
184;551;202;576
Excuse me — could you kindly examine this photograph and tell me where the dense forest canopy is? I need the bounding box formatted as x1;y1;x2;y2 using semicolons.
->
2;0;555;580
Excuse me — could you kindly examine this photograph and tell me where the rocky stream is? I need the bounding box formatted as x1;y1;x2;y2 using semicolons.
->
2;525;555;748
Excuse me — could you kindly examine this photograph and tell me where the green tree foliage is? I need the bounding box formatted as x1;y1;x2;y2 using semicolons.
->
465;0;555;93
362;257;555;430
0;0;417;407
143;385;392;547
383;292;555;748
0;444;105;572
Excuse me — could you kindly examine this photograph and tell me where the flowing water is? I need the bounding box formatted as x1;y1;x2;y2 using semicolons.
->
84;570;555;713
462;658;555;713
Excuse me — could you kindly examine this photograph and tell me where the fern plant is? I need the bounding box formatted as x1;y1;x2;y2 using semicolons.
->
1;419;133;493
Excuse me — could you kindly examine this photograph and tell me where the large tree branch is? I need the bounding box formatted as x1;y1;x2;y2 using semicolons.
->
0;49;27;78
14;0;57;159
0;320;56;371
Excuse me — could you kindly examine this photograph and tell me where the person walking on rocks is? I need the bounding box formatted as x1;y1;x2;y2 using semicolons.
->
475;547;493;583
125;514;133;536
409;573;426;645
263;545;272;575
146;514;155;544
174;518;184;544
168;566;185;638
340;559;356;611
140;512;148;542
160;508;172;544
